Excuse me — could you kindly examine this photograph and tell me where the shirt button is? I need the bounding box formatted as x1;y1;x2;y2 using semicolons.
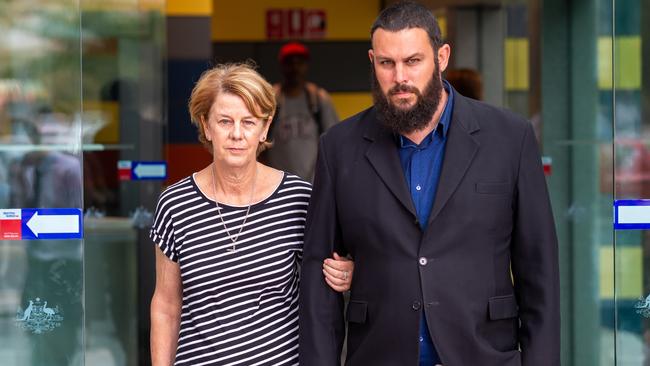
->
419;257;428;266
416;185;422;191
412;301;422;310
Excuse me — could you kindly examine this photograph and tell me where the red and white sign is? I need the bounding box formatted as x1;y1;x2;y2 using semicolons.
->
0;209;22;240
118;160;132;181
287;8;304;38
542;156;552;176
266;9;284;40
266;8;327;40
304;9;326;39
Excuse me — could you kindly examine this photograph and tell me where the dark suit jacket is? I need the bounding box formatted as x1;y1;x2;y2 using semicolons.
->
298;91;560;366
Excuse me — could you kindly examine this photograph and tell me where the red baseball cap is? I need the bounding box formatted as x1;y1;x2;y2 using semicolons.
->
278;42;310;63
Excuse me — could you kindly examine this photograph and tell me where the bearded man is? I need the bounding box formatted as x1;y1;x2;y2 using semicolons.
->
298;1;560;366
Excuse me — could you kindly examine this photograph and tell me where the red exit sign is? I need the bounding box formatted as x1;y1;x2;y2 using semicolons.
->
266;8;326;40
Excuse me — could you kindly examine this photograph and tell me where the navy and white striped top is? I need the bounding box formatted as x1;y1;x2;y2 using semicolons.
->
150;172;310;365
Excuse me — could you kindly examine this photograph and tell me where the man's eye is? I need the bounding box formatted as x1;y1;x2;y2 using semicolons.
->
380;60;393;66
407;58;420;65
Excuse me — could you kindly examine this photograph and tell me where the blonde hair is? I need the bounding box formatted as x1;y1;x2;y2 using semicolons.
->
188;63;276;154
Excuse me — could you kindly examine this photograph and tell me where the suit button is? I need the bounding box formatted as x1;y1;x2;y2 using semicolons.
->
412;301;422;310
419;257;428;266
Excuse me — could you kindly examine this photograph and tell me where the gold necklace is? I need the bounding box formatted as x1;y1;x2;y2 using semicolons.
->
211;164;257;253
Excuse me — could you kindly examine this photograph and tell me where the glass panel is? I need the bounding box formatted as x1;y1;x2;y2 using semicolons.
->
80;1;166;365
538;0;615;364
614;0;648;364
0;1;84;365
429;0;616;364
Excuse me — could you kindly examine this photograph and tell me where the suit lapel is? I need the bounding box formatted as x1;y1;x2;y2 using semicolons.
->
427;95;480;227
363;109;417;218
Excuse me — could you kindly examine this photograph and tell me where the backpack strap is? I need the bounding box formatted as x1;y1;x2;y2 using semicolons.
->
304;82;324;136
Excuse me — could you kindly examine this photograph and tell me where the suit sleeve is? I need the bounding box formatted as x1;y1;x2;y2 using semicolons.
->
299;134;345;365
511;122;560;365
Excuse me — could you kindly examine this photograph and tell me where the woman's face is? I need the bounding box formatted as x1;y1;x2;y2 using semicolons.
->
203;92;269;168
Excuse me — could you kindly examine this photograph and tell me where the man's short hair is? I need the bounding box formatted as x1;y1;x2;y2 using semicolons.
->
370;1;443;50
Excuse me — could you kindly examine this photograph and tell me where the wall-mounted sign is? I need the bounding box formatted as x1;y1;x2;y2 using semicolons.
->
614;199;650;230
542;156;552;176
0;208;83;240
118;160;167;181
0;209;21;240
266;8;326;40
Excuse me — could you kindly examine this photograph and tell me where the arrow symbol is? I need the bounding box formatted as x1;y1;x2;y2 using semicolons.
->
133;163;166;179
26;211;80;238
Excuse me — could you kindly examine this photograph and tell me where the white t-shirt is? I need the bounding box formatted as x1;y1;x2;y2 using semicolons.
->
266;87;338;181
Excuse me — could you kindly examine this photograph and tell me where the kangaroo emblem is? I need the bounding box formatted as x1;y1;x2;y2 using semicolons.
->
635;294;650;318
15;297;63;334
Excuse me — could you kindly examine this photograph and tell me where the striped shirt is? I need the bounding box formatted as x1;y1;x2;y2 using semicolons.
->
150;172;311;365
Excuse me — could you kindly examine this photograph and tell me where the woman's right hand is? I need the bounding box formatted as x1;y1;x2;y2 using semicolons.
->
322;252;354;292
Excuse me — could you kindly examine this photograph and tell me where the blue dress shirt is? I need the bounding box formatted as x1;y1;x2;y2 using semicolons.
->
397;80;454;365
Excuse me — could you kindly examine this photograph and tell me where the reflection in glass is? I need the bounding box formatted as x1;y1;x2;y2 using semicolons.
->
0;1;84;365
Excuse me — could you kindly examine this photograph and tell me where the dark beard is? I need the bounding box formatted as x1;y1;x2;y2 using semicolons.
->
372;66;444;135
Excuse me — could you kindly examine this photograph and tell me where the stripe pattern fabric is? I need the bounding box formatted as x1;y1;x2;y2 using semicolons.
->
150;172;310;365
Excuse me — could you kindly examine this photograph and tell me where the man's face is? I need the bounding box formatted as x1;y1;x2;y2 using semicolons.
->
369;28;450;133
281;55;308;85
370;28;439;109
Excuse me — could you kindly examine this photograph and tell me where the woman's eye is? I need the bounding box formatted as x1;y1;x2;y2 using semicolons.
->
218;119;232;125
243;120;257;126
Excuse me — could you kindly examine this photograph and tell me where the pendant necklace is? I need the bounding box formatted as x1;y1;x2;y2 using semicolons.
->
211;163;257;253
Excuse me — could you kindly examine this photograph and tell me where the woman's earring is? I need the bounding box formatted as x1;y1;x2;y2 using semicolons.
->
260;136;267;142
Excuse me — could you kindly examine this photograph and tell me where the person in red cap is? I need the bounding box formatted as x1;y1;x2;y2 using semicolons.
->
262;41;339;181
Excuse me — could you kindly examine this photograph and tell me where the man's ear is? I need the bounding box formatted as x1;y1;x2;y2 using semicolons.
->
437;44;451;73
368;49;375;65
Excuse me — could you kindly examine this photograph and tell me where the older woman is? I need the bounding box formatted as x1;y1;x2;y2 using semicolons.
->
149;63;353;366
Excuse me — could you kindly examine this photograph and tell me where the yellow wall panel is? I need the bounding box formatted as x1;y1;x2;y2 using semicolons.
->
139;0;164;12
212;0;379;41
83;101;120;144
436;16;447;41
81;0;164;12
167;0;212;16
598;37;613;89
329;92;373;120
600;246;643;300
505;38;529;91
616;36;641;90
598;36;641;90
81;0;137;12
600;246;613;298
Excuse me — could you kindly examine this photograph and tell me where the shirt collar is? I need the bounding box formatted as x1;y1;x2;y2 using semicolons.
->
397;79;455;148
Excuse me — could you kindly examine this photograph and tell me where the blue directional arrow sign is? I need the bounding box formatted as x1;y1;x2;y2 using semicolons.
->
614;200;650;230
21;208;83;240
132;161;167;180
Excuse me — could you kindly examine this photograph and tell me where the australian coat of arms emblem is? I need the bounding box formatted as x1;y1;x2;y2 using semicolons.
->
635;294;650;318
15;297;64;334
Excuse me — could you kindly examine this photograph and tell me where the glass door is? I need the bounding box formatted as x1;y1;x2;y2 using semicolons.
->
80;1;166;365
0;1;166;365
613;0;649;364
0;1;84;365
